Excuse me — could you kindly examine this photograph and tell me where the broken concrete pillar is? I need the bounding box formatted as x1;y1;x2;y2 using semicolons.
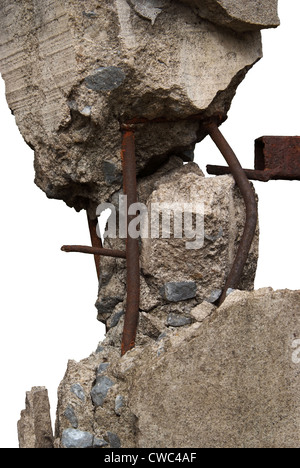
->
17;387;54;449
0;0;289;450
0;0;264;211
52;288;300;448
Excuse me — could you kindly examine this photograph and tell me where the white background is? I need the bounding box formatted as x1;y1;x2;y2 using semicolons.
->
0;0;299;448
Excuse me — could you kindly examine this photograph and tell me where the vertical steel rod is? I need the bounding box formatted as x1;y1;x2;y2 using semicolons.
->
121;130;140;355
206;123;258;306
87;214;103;280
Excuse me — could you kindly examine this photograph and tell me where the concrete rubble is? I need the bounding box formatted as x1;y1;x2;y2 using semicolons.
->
50;289;300;448
96;164;259;345
17;387;54;449
179;0;280;32
18;289;300;448
0;0;266;212
1;0;296;450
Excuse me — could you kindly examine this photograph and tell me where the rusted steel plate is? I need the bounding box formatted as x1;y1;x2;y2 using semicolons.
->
255;136;300;180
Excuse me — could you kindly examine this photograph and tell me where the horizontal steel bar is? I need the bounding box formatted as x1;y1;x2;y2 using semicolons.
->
207;165;300;181
120;112;227;132
61;245;126;259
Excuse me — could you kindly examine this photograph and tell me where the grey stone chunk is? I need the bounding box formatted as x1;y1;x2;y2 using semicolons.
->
70;383;85;402
115;395;124;416
91;376;115;407
107;431;122;448
84;67;126;92
157;345;165;357
64;405;78;429
205;227;223;242
226;288;235;297
62;428;94;448
93;437;109;448
96;296;123;318
157;331;168;342
103;161;123;185
167;313;192;327
206;289;222;304
162;282;197;302
61;428;108;448
97;362;110;375
83;11;98;19
128;0;166;25
109;310;125;329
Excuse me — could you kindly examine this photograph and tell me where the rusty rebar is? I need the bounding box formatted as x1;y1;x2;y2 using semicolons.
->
61;245;126;259
121;130;140;356
205;123;258;306
87;214;103;279
206;165;276;182
120;112;227;131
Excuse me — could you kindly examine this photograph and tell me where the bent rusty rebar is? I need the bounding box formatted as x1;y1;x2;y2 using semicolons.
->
205;122;258;306
120;130;140;356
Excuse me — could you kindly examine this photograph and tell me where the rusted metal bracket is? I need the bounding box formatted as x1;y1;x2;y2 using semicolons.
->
207;136;300;181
